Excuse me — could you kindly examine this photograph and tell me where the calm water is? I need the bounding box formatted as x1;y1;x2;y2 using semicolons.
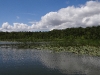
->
0;47;100;75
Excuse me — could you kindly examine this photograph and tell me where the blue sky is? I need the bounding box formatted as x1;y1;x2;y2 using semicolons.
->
0;0;87;25
0;0;100;31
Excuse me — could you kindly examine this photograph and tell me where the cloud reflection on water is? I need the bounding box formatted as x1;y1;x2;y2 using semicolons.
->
0;48;100;75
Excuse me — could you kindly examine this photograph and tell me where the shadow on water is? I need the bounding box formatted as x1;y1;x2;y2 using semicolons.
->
0;42;100;75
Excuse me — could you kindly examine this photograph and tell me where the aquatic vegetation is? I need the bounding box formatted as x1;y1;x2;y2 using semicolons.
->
0;41;100;56
1;26;100;56
41;45;100;56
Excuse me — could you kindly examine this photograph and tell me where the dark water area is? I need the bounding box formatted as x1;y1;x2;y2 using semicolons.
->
0;43;100;75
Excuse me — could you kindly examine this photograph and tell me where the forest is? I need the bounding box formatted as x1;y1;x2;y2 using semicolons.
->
0;25;100;56
0;26;100;45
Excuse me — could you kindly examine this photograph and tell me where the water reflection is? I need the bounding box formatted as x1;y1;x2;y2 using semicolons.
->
39;52;100;75
0;48;100;75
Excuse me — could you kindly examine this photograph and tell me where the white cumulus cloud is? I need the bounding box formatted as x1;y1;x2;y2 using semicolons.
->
0;1;100;32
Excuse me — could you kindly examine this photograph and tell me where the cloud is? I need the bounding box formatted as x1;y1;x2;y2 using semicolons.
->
0;22;28;32
34;1;100;30
0;1;100;32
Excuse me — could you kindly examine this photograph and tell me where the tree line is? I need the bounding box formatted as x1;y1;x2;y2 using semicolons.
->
0;25;100;42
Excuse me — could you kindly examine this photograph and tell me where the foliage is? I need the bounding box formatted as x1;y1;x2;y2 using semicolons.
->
0;26;100;46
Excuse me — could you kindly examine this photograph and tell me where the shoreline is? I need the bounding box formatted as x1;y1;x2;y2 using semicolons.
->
0;42;100;56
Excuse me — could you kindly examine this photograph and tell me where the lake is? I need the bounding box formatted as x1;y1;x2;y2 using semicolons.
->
0;45;100;75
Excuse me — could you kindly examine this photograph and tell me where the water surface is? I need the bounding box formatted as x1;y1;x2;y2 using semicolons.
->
0;47;100;75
